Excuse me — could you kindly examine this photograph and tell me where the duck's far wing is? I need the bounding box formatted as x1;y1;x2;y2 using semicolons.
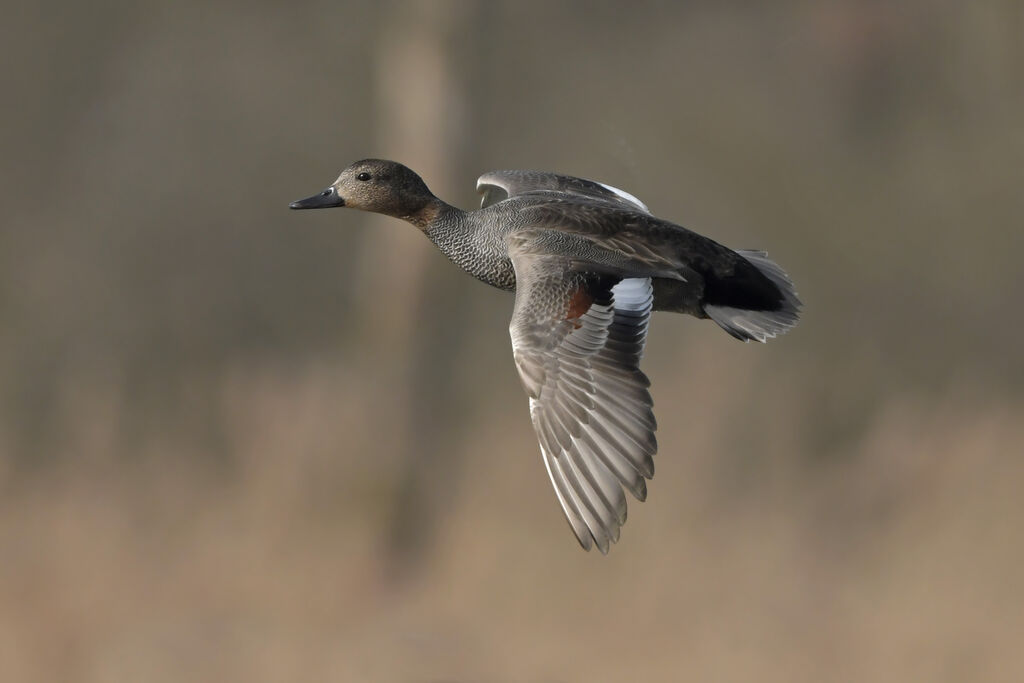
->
477;169;650;213
508;246;657;553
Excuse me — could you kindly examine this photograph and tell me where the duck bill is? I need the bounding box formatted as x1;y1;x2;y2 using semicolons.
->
289;188;345;210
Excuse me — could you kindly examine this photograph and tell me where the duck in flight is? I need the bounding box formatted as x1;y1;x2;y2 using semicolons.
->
291;159;801;553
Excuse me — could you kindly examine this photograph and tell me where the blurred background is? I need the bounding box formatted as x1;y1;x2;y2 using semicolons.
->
2;0;1022;680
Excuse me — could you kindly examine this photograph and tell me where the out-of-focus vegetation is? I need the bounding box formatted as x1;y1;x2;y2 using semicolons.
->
1;1;1022;680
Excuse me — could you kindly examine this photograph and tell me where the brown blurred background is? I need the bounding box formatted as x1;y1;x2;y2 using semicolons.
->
2;1;1022;681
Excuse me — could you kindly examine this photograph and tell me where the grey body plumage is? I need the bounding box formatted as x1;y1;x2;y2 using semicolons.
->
291;159;801;553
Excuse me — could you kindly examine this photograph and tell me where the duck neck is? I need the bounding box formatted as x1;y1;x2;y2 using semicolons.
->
416;201;517;291
401;197;462;233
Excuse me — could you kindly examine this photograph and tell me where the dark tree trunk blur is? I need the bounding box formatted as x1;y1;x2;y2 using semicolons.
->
365;0;489;579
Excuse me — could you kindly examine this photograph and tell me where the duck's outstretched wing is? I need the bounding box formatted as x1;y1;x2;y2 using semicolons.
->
477;169;650;213
507;240;657;553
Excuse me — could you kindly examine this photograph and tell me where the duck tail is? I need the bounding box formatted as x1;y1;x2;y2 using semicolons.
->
703;250;801;343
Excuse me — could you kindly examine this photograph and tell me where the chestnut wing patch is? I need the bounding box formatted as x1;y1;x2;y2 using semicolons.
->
566;287;594;324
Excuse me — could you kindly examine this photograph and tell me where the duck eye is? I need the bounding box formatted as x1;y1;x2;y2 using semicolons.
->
356;172;371;181
321;188;333;196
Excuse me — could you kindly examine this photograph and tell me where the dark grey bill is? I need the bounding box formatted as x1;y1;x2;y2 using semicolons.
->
289;187;344;209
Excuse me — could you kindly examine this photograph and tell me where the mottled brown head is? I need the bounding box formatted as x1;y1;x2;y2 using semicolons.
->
289;159;437;225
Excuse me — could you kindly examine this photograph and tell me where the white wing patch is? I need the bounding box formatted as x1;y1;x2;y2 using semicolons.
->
611;277;655;315
596;182;650;214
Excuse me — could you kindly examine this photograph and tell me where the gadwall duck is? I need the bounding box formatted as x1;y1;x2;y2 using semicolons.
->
291;159;801;553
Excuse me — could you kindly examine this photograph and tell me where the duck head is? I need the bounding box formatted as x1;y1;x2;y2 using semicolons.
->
289;159;436;223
